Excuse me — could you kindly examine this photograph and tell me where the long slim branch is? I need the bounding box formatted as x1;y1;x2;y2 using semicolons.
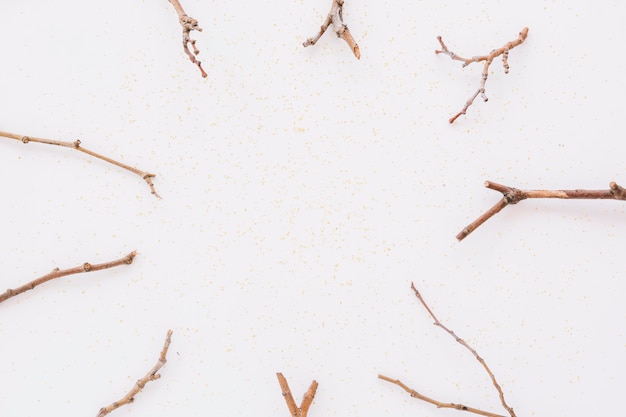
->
96;329;173;417
436;28;528;123
0;131;159;198
303;0;360;59
378;283;515;417
457;180;626;241
0;251;137;304
276;372;318;417
168;0;207;78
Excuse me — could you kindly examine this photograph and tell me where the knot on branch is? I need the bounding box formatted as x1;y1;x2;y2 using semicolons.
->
21;136;30;144
180;14;201;32
609;182;626;200
503;187;525;205
83;262;92;272
72;140;81;148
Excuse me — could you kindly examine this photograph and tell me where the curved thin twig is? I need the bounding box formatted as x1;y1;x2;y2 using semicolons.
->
378;283;516;417
303;0;360;59
276;372;318;417
436;28;528;123
0;130;159;198
0;251;137;304
457;180;626;241
96;329;173;417
168;0;207;77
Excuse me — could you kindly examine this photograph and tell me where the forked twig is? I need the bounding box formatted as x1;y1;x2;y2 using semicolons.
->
0;251;137;304
276;372;318;417
436;28;528;123
303;0;360;59
457;180;626;241
96;329;173;417
0;131;160;198
168;0;207;77
378;283;515;417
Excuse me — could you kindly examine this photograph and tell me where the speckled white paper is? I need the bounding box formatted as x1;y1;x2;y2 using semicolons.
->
1;1;625;416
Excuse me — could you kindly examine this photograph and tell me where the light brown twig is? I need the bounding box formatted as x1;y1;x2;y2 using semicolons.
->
96;329;173;417
436;28;528;123
303;0;360;59
457;180;626;241
379;283;515;417
0;130;160;198
168;0;207;78
276;372;318;417
0;251;137;304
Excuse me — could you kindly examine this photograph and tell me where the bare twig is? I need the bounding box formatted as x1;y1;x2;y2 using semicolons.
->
303;0;360;59
436;28;528;123
168;0;207;78
0;130;160;198
96;329;173;417
378;283;515;417
457;180;626;241
0;251;137;304
276;372;318;417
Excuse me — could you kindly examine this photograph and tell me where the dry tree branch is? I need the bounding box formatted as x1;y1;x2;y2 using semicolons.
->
457;180;626;241
0;130;160;198
436;28;528;123
378;283;516;417
0;251;137;304
96;329;173;417
168;0;207;78
276;372;318;417
303;0;360;59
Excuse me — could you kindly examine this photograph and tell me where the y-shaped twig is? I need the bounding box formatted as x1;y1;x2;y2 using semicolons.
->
378;283;515;417
0;130;160;198
457;180;626;241
436;28;528;123
96;329;173;417
276;372;318;417
0;251;137;304
303;0;360;59
167;0;207;78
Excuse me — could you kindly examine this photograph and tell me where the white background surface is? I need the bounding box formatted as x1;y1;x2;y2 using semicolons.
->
1;1;625;416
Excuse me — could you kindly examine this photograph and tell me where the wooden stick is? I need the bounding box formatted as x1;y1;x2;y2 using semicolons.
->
96;329;173;417
457;180;626;241
303;0;360;59
436;28;528;123
168;0;207;77
378;283;516;417
0;130;159;198
276;372;318;417
0;251;137;304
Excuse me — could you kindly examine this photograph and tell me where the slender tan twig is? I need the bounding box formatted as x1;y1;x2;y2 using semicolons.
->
378;375;506;417
0;131;160;198
457;180;626;241
378;283;516;417
0;251;137;304
276;372;318;417
168;0;207;78
436;28;528;123
96;329;173;417
303;0;360;59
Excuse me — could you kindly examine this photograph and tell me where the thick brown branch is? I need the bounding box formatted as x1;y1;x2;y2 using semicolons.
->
276;372;318;417
436;28;528;123
379;284;515;417
457;180;626;241
303;0;360;59
0;251;137;304
96;329;173;417
168;0;207;77
0;130;160;198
